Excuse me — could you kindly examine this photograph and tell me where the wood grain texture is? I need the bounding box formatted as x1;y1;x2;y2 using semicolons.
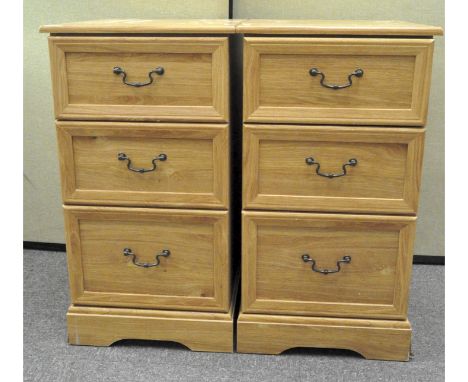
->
236;19;443;36
63;206;231;312
40;19;242;34
244;37;434;126
48;36;230;122
237;313;412;361
57;121;229;209
242;211;416;319
243;125;425;215
67;304;234;352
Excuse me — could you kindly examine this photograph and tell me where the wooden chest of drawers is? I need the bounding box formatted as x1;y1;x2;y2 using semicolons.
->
237;20;442;361
41;19;442;360
41;20;238;353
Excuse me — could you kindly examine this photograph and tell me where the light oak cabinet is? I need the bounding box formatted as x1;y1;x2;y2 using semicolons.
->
41;20;238;353
238;20;442;361
41;19;442;360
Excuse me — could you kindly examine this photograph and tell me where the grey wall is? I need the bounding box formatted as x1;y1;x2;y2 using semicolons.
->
23;0;229;243
25;0;444;256
235;1;445;257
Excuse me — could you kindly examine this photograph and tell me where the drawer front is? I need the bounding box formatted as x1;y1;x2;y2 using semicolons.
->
64;206;230;312
49;37;229;122
244;125;424;215
242;211;415;319
57;122;229;209
244;37;434;126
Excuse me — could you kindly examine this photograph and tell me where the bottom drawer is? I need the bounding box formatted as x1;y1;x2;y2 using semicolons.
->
64;206;230;312
242;211;416;319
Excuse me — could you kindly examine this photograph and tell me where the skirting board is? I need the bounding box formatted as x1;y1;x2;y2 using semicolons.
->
237;313;412;361
23;241;444;265
24;241;66;252
413;255;445;265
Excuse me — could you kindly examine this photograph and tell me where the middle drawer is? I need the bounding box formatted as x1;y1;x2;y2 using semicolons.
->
244;124;424;215
57;121;229;209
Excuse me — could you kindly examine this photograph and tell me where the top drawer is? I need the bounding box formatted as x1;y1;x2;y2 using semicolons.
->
244;38;434;126
48;37;229;122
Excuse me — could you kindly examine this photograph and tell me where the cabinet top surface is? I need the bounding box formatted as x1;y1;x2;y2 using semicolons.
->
237;19;443;36
39;19;242;34
39;19;443;36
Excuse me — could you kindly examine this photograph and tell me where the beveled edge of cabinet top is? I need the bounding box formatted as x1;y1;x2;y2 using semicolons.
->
39;19;242;34
237;19;443;36
39;19;442;36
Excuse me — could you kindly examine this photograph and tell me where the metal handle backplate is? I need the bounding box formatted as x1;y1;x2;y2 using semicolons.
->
118;152;167;174
123;248;170;268
302;255;351;275
113;66;164;87
305;157;357;178
309;68;364;90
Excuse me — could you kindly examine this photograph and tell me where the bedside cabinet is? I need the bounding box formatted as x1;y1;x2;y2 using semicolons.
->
40;20;238;353
237;20;442;361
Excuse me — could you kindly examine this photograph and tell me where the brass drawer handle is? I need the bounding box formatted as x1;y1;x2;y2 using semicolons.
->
302;255;351;275
309;68;364;90
113;66;164;87
123;248;171;268
117;152;167;174
305;157;357;178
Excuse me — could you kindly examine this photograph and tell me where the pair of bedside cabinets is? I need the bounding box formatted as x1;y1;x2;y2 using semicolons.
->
40;19;442;361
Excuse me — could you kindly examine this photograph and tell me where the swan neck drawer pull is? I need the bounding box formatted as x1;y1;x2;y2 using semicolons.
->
305;157;357;178
117;152;167;174
302;255;351;275
113;66;164;87
309;68;364;90
123;248;171;268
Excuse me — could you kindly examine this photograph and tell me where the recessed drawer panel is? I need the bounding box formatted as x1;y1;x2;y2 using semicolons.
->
64;206;230;312
244;37;434;126
244;125;424;215
242;211;416;319
57;122;229;209
49;37;229;122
